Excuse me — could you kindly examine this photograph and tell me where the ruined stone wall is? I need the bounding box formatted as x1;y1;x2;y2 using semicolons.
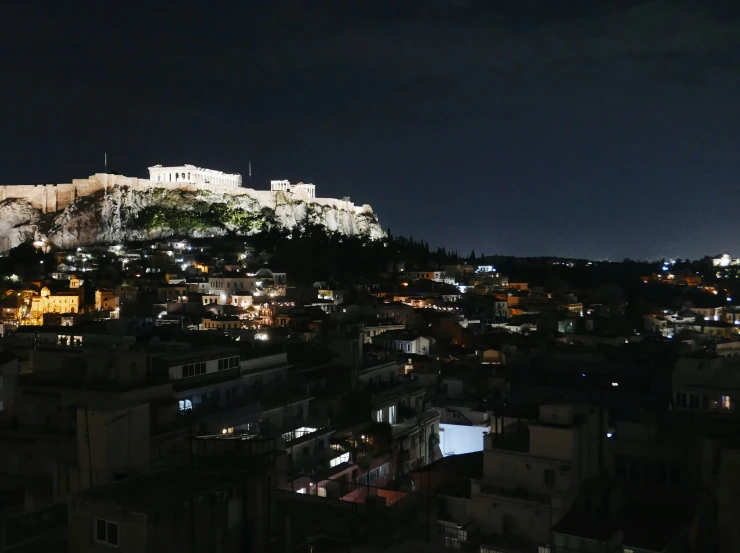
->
55;184;75;211
1;185;47;210
0;174;367;215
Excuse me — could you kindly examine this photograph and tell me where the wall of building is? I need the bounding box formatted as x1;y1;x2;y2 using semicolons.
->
76;403;152;488
439;424;487;457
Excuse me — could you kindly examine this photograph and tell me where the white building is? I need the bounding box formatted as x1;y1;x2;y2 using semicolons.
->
208;276;258;296
373;330;432;355
270;179;316;199
439;405;601;550
148;164;242;188
713;253;740;267
405;270;454;284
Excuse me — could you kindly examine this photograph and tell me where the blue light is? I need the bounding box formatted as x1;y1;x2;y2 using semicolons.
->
582;373;586;377
606;432;614;438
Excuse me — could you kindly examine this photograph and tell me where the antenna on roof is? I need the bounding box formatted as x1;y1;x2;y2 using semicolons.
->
105;152;108;174
248;160;252;188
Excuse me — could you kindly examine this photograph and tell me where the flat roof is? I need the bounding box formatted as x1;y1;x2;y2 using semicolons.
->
151;346;239;364
73;469;239;513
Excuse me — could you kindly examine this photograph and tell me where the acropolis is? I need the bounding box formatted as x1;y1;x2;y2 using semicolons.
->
0;164;328;214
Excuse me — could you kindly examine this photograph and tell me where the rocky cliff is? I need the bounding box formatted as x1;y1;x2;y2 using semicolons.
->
0;186;384;252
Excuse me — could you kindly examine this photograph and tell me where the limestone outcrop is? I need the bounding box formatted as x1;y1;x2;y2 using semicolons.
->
0;185;384;252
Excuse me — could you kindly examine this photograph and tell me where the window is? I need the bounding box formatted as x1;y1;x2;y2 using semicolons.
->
444;527;467;550
676;393;687;408
544;469;554;487
330;452;350;468
95;518;119;547
218;356;240;370
182;362;206;378
389;405;396;424
689;394;699;409
376;409;383;423
722;396;732;409
179;399;193;412
623;549;634;553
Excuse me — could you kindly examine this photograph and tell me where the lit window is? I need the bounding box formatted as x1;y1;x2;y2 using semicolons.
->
722;396;732;409
376;409;383;423
95;518;119;547
330;452;350;468
179;399;193;412
296;487;306;494
389;405;397;424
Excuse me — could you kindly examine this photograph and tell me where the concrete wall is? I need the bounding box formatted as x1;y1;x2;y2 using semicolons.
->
439;424;487;457
0;173;369;215
76;403;152;488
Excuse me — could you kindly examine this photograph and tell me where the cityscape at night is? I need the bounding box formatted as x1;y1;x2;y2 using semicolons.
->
1;1;739;552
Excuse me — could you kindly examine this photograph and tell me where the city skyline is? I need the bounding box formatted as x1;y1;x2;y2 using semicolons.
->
3;0;740;259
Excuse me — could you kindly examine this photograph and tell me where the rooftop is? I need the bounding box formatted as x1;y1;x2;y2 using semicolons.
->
151;346;239;364
392;410;441;437
553;485;697;551
73;468;240;513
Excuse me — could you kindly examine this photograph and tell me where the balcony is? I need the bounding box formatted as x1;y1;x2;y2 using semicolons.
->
289;446;353;479
370;379;424;406
391;409;441;438
254;381;311;410
281;415;332;438
182;397;262;426
475;479;549;504
473;478;569;510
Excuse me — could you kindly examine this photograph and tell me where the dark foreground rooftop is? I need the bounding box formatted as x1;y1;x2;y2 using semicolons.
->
72;469;239;513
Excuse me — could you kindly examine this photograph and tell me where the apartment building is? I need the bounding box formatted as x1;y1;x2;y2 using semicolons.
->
68;435;285;553
673;354;740;413
437;405;601;551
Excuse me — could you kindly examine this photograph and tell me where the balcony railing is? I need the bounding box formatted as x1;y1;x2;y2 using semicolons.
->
183;398;263;424
370;379;424;405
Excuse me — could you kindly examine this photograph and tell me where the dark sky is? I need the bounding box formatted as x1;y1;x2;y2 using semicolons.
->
3;0;740;260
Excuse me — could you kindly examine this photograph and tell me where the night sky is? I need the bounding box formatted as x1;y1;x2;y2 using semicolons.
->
4;0;740;260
